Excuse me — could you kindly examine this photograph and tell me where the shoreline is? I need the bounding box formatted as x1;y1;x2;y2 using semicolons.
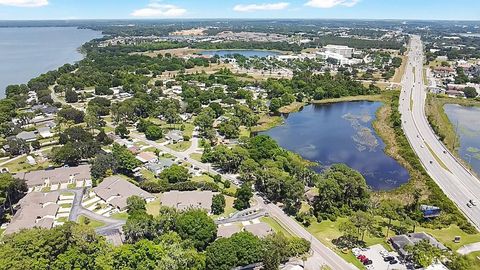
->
426;94;480;178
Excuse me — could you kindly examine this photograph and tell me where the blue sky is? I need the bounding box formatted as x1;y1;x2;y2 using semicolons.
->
0;0;479;21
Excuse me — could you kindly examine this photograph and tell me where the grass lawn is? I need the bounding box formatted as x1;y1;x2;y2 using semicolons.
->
3;155;51;173
166;141;192;152
57;216;68;223
61;192;75;196
419;225;480;251
239;126;251;138
392;55;407;83
192;174;214;183
220;195;236;218
261;217;292;237
78;215;105;228
251;114;283;133
278;102;305;114
146;196;161;216
466;251;480;270
306;218;381;269
189;153;203;162
140;169;157;182
59;203;72;208
183;123;195;137
111;212;129;220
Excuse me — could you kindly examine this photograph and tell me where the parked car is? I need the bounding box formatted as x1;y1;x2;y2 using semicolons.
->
363;259;373;265
390;259;398;265
470;199;477;206
384;256;395;262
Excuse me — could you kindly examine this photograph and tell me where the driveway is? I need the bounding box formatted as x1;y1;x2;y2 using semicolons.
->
458;242;480;255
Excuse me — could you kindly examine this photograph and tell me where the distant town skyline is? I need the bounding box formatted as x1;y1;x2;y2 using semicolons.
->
0;0;479;21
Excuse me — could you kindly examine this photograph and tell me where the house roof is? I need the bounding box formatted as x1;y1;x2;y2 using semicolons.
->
390;232;447;257
16;131;37;141
5;192;60;235
136;152;157;163
160;190;214;212
15;165;91;187
93;176;154;210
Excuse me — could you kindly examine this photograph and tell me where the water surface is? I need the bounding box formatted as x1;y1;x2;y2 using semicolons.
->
261;101;410;190
200;49;281;58
444;104;480;176
0;27;102;97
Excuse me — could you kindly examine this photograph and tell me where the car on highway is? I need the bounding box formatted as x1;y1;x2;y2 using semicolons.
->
470;200;477;206
467;202;472;208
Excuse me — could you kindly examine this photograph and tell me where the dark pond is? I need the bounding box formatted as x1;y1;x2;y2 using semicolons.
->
260;101;410;190
444;104;480;176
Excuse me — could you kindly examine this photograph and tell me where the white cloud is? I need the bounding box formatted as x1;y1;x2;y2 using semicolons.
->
233;2;290;12
0;0;48;7
131;1;187;18
305;0;359;8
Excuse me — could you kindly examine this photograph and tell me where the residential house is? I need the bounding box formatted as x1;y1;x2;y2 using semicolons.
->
145;157;174;175
160;190;214;212
166;130;184;143
93;176;155;211
136;151;158;164
4;192;60;234
389;232;447;259
15;165;91;189
16;131;37;142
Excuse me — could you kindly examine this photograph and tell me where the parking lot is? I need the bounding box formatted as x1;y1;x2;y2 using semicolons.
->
353;244;407;270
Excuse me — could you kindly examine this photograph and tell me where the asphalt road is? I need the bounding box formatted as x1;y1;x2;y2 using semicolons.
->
52;79;357;270
400;35;480;229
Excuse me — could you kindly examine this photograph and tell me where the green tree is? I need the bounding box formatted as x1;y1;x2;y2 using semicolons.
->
176;209;217;251
112;143;141;174
145;125;163;140
463;86;478;98
159;164;190;183
234;183;253;210
126;195;147;214
65;89;78;103
211;194;226;215
404;240;443;268
90;153;118;179
115;123;130;139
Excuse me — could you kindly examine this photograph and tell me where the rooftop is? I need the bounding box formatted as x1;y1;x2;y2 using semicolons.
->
160;190;214;212
15;165;91;187
93;175;155;210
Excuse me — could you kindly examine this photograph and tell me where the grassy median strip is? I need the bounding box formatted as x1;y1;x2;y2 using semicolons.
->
425;142;451;173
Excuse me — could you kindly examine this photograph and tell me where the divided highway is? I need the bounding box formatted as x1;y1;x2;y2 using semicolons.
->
400;35;480;229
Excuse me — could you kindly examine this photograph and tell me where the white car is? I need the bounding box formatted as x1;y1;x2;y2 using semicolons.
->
470;200;477;206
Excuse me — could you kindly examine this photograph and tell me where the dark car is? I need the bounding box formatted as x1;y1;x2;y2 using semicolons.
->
383;256;395;262
363;259;373;265
390;259;398;265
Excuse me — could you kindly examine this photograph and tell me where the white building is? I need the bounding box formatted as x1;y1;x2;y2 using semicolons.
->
324;45;354;58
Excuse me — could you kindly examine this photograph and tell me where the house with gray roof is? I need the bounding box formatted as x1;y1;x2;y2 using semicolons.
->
145;158;174;175
160;190;214;212
5;192;60;234
93;176;155;211
166;130;183;143
390;232;447;258
16;131;37;142
15;165;91;188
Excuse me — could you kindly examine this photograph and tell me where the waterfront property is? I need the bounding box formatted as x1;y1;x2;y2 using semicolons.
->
261;101;409;190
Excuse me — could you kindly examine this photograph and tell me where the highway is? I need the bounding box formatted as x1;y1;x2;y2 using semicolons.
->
400;35;480;229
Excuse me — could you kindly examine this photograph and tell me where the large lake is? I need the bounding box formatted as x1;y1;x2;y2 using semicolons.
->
444;104;480;176
261;101;410;190
0;27;102;97
200;49;281;58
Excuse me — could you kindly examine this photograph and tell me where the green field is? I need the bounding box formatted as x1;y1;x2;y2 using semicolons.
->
166;141;192;152
77;215;105;228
